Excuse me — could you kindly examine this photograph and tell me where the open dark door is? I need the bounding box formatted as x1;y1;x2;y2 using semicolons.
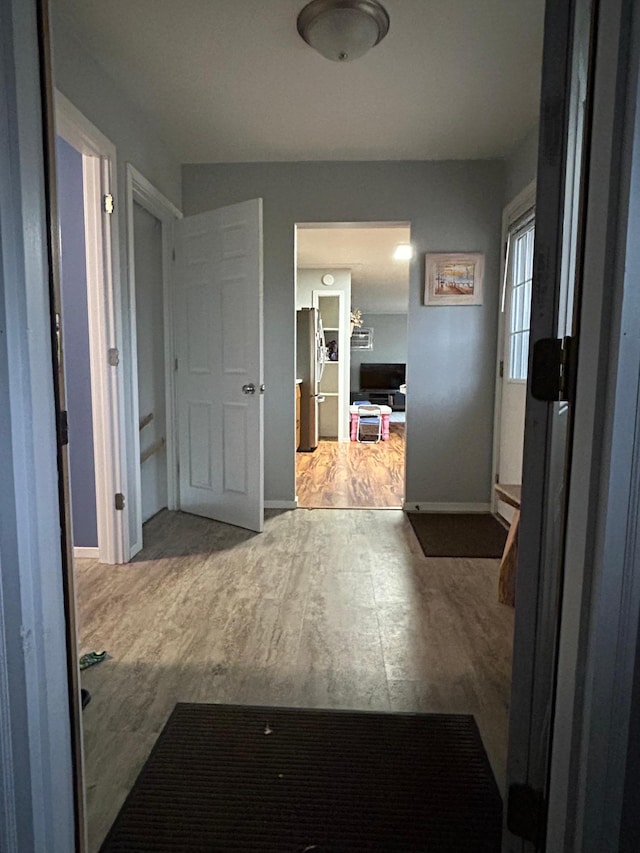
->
505;0;596;848
38;1;86;849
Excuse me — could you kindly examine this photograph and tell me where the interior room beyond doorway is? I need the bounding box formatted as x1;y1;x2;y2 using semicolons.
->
295;223;410;509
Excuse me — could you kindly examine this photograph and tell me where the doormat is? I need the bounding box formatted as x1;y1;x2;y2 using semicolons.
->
100;703;502;852
407;512;507;558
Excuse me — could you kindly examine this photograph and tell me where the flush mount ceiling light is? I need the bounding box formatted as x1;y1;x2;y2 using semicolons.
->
393;243;414;261
297;0;390;62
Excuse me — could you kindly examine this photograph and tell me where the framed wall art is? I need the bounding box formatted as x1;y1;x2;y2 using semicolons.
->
424;252;484;306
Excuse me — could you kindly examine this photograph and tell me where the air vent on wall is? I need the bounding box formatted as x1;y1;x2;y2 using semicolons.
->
351;328;373;350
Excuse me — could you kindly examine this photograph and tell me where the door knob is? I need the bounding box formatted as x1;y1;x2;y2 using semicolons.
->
242;383;256;395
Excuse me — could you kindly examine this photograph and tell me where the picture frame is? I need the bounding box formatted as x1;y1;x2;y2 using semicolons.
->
424;252;484;306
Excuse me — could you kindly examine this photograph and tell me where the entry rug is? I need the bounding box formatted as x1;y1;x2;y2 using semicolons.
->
407;512;508;558
100;703;502;852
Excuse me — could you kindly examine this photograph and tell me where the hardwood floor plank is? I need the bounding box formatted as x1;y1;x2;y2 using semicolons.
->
76;506;513;851
296;423;405;508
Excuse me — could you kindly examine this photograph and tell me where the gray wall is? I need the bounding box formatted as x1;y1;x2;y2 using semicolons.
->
56;135;98;548
51;14;181;207
350;313;408;393
183;161;504;504
505;124;539;202
296;267;351;310
51;13;182;540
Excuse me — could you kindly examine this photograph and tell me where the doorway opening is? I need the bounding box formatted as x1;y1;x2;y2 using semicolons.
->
132;202;169;527
125;164;182;557
295;223;410;509
56;134;100;560
54;92;127;566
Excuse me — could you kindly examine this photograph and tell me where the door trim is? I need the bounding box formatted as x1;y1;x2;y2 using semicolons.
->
547;0;640;846
125;164;182;557
505;0;593;846
55;90;128;564
490;180;536;516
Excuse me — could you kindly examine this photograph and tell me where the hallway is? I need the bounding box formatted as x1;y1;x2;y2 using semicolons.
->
77;507;513;851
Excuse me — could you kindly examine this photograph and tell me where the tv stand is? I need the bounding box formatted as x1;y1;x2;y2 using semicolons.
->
368;391;394;407
357;388;405;411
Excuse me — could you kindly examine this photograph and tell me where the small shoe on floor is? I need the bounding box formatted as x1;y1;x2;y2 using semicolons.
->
79;650;108;670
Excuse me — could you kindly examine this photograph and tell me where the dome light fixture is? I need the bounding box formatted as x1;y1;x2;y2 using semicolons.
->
297;0;390;63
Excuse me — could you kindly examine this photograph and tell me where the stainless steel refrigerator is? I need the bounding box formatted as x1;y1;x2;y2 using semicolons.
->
296;307;326;451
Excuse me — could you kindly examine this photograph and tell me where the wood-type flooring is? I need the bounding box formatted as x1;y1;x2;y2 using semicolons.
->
296;423;405;508
77;507;514;852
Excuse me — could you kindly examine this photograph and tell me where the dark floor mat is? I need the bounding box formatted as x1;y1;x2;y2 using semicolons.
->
100;703;502;852
407;512;507;558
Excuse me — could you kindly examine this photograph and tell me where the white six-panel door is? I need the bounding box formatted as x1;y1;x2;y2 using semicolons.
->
174;199;264;532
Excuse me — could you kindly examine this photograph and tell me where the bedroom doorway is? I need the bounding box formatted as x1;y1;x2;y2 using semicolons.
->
294;222;410;509
54;92;127;566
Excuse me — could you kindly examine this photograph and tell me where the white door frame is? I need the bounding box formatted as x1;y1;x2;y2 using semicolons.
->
490;180;536;515
54;91;128;564
125;164;182;557
294;220;411;492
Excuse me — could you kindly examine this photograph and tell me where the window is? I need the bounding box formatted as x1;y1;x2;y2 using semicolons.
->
507;221;534;380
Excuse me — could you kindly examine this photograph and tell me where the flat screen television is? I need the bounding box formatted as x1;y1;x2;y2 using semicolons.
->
360;363;406;390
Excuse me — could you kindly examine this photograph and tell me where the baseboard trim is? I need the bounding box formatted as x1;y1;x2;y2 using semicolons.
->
73;546;99;559
403;501;492;514
264;499;299;510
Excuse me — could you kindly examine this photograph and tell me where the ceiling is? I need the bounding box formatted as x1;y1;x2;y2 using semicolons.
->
53;0;544;163
297;225;411;313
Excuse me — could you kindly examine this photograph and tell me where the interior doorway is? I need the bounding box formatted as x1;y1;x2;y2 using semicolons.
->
294;223;410;509
125;164;182;556
54;91;127;565
132;202;168;525
56;135;100;559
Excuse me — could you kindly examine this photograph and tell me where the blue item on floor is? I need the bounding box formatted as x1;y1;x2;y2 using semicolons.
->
80;650;109;670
